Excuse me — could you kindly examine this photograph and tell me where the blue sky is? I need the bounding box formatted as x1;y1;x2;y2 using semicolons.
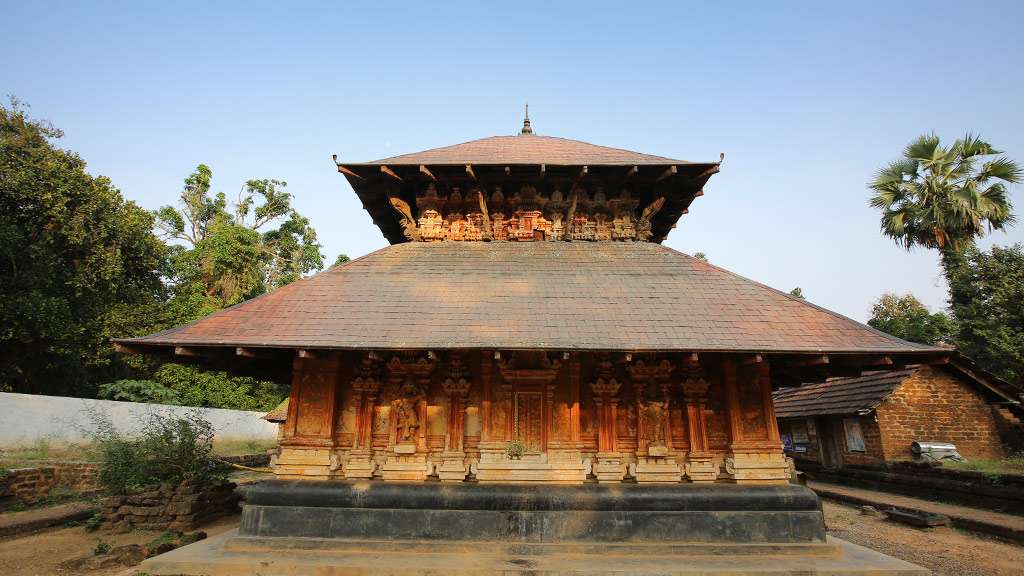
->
3;1;1022;322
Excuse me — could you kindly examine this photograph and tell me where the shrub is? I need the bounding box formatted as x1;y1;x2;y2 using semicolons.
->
91;409;227;494
152;363;286;411
98;379;181;404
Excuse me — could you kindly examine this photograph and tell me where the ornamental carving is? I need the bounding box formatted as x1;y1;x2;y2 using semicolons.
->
393;183;665;243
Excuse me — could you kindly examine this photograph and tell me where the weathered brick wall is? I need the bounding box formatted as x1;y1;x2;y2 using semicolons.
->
875;366;1004;461
834;415;886;467
101;481;240;532
0;462;97;502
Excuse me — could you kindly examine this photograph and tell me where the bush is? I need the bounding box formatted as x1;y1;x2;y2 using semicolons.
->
92;410;227;494
152;363;286;411
98;379;181;404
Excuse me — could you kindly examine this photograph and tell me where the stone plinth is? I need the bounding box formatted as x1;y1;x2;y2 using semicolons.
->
138;480;927;575
592;452;627;482
342;450;375;479
273;447;340;479
436;452;469;482
727;450;789;484
380;452;429;481
475;453;587;483
634;455;681;483
684;455;719;482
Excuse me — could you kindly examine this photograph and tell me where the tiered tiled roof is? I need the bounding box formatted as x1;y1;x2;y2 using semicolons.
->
119;242;939;354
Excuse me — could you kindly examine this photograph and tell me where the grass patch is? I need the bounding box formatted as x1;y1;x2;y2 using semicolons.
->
943;454;1024;475
212;438;276;456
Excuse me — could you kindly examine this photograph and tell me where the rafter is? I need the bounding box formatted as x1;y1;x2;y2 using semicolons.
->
624;165;638;180
419;165;436;181
655;165;678;183
236;347;276;360
380;165;403;182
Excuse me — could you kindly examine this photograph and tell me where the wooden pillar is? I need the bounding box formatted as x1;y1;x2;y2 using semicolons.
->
274;353;342;479
480;353;493;442
723;357;744;447
569;356;581;444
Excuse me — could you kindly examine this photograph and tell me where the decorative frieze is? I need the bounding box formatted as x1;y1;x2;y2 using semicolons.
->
388;183;665;243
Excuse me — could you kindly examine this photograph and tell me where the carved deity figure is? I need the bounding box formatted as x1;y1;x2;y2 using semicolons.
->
392;380;425;443
642;399;667;446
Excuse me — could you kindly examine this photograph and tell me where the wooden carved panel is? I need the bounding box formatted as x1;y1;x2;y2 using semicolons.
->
705;381;729;450
296;370;331;437
739;367;768;439
514;392;544;453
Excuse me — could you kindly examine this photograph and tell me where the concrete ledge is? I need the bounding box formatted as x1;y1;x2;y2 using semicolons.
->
239;480;827;543
141;529;930;575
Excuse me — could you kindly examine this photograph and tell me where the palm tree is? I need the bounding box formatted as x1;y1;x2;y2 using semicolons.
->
869;133;1020;274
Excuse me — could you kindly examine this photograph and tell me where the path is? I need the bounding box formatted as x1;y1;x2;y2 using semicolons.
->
809;479;1024;542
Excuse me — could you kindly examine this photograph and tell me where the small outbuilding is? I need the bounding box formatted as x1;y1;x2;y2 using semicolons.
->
773;360;1022;468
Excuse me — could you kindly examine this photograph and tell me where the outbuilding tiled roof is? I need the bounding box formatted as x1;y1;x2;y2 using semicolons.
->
120;242;940;354
772;369;915;418
362;134;694;166
263;399;289;423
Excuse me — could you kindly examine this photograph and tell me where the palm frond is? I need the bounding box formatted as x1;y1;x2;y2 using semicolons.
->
980;157;1023;184
904;133;941;162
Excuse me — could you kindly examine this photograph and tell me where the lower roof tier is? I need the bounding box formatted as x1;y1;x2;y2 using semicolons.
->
120;242;941;356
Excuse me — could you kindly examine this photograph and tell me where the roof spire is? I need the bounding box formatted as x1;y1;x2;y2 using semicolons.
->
520;103;533;135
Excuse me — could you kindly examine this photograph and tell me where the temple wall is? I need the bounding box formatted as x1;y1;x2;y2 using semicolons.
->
274;351;788;484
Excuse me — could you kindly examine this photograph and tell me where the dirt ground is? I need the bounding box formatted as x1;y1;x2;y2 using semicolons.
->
1;500;1023;575
823;500;1024;576
0;515;239;576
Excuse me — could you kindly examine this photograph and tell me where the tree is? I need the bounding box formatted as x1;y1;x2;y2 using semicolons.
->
867;293;956;345
332;254;351;268
156;166;324;321
946;244;1024;385
789;287;805;299
869;133;1020;275
0;99;167;395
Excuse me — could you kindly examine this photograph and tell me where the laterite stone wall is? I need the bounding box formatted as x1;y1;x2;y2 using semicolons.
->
875;366;1004;461
0;462;98;503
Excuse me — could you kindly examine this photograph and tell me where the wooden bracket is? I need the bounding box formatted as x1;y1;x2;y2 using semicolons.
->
380;165;403;182
236;347;276;360
419;165;436;181
655;165;678;183
624;165;638;180
113;343;148;355
465;164;476;181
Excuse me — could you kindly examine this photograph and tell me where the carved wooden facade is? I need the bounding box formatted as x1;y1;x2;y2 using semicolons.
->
275;350;789;484
387;183;665;244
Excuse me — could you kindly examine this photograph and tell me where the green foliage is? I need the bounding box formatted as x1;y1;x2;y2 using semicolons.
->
92;409;226;495
332;253;351;267
869;133;1020;253
789;287;805;299
84;512;104;532
692;252;708;262
0;98;167;395
505;439;526;459
156;165;324;315
98;380;181;405
947;244;1024;385
868;293;956;345
152;363;286;411
93;540;111;555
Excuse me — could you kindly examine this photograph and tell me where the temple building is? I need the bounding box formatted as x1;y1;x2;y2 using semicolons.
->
125;112;939;575
119;113;945;486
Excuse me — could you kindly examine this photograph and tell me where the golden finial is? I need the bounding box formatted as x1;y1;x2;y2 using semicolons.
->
520;103;533;135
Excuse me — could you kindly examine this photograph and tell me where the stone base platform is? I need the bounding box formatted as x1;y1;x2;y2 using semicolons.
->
141;530;927;575
139;480;926;575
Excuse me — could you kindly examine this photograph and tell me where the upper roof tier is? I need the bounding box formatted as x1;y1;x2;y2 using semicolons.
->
335;119;721;245
363;134;696;166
